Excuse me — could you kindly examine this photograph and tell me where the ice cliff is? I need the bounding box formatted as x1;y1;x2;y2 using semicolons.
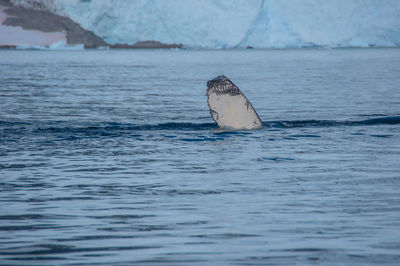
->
9;0;400;48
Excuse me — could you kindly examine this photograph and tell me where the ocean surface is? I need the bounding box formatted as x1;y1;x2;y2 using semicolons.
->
0;48;400;265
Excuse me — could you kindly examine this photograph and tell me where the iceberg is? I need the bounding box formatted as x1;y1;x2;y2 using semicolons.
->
9;0;400;49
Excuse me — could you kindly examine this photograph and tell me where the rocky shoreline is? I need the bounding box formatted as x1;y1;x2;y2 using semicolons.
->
0;0;183;49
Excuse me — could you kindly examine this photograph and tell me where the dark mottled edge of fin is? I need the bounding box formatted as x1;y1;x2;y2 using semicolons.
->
206;75;241;96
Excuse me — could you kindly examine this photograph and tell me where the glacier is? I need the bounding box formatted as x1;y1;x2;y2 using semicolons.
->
10;0;400;48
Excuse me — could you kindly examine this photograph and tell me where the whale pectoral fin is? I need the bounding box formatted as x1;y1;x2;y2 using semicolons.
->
206;75;262;130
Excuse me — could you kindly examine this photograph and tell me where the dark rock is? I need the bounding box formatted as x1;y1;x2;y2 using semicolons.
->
0;44;16;49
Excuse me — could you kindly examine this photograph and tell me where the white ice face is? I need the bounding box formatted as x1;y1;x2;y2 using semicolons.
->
207;75;262;130
22;0;400;49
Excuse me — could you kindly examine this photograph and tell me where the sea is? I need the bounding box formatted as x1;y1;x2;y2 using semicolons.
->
0;48;400;265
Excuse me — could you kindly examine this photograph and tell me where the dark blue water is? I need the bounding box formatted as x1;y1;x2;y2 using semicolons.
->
1;49;400;265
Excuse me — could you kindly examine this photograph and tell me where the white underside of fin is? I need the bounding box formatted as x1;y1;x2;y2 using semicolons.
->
207;92;262;130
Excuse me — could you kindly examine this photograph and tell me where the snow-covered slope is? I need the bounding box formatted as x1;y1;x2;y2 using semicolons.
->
10;0;400;48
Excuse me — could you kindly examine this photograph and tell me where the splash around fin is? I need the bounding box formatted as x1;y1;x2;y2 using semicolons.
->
206;75;262;130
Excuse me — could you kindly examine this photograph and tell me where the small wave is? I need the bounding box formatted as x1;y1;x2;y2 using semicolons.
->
0;116;399;138
31;122;216;134
356;116;400;125
265;116;400;128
